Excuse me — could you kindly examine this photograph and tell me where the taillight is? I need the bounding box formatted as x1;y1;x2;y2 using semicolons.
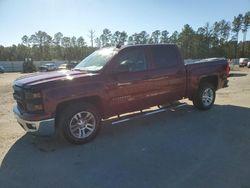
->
226;63;230;77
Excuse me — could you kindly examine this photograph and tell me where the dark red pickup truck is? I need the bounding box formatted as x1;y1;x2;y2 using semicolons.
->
13;44;229;144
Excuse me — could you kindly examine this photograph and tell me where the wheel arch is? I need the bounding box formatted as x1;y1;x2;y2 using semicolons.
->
55;96;104;127
199;75;218;90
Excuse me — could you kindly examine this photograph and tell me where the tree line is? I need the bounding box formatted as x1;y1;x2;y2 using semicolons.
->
0;11;249;61
0;31;96;61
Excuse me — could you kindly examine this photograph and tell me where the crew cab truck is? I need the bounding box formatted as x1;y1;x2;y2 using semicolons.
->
13;44;229;144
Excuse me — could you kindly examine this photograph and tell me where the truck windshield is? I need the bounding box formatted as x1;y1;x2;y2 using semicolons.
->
74;48;117;72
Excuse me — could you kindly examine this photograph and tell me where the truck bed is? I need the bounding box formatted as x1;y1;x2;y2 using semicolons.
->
184;58;228;72
184;58;228;98
184;58;226;65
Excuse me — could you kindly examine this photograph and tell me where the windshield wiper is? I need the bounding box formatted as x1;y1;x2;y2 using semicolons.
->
73;68;99;73
73;68;82;71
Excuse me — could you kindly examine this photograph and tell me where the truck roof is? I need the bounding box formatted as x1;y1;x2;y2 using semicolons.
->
117;43;177;50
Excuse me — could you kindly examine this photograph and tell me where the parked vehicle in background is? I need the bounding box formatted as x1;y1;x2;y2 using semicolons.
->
247;61;250;68
58;64;67;70
13;44;229;144
39;63;57;72
23;58;36;73
0;66;5;73
239;58;249;67
58;62;78;70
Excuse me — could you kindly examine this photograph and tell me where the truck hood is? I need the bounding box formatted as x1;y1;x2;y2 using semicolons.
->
14;70;97;88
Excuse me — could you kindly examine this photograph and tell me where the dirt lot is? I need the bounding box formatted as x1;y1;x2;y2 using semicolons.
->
0;73;25;160
0;69;250;188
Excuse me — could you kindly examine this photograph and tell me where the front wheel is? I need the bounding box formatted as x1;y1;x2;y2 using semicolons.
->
192;83;216;110
57;103;101;144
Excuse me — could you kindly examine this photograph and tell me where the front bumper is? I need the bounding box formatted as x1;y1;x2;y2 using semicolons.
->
239;63;247;67
13;106;55;136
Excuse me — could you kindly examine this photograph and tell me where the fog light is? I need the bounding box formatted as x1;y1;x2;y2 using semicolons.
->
26;123;36;130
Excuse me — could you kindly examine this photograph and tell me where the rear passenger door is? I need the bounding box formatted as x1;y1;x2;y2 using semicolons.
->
148;45;186;104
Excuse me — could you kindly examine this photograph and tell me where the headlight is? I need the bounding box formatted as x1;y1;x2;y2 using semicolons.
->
25;91;42;99
24;91;43;112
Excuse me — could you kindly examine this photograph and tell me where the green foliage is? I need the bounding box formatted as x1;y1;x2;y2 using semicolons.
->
169;31;179;44
100;29;112;47
111;31;128;46
0;31;97;61
242;11;250;37
149;30;161;44
178;24;195;58
160;30;169;44
232;14;243;41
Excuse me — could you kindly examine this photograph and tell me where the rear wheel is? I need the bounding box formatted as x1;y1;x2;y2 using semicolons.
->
192;83;215;110
57;103;101;144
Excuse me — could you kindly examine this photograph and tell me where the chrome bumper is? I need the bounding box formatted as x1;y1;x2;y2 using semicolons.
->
13;106;55;136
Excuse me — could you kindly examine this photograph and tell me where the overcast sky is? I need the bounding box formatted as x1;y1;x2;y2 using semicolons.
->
0;0;249;46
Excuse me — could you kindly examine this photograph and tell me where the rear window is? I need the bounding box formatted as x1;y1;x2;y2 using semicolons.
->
152;46;179;69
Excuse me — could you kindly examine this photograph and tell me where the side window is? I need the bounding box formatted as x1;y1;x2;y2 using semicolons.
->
152;46;179;69
116;49;147;72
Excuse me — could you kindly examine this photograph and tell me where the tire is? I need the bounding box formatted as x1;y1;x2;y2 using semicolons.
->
192;82;216;110
40;68;48;72
57;103;101;144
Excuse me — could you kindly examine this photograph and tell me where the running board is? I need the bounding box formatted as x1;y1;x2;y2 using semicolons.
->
105;102;187;125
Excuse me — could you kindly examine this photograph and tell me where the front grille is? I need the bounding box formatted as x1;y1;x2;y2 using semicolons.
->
13;86;23;99
17;101;25;111
13;85;26;111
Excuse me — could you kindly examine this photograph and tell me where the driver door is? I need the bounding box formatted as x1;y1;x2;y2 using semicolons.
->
106;47;151;115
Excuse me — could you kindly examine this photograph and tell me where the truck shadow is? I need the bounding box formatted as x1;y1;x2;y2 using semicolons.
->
229;73;247;77
1;104;250;188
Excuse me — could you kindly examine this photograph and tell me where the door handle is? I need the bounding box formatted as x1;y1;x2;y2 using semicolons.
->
117;82;131;86
144;76;168;81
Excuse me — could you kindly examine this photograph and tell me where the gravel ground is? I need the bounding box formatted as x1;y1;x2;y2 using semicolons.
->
0;68;250;188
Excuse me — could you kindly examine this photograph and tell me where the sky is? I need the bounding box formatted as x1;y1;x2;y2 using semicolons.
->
0;0;249;46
